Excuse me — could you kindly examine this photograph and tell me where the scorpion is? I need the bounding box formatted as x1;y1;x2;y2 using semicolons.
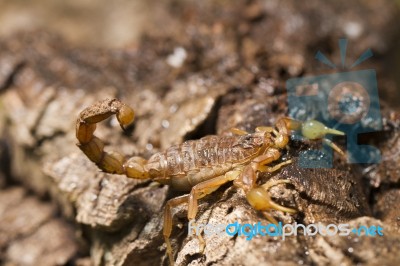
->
76;98;345;265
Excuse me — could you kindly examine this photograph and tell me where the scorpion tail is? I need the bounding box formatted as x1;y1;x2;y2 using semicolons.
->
76;99;149;179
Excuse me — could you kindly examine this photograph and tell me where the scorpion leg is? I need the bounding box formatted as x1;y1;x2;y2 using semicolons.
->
163;171;239;265
230;127;249;135
163;195;189;266
76;99;150;179
255;126;275;133
233;148;285;193
187;172;239;251
255;148;292;173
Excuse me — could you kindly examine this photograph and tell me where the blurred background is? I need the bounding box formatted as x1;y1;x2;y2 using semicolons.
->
0;0;151;48
1;0;399;101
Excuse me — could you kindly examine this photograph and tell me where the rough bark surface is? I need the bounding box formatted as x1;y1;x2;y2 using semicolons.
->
1;1;400;265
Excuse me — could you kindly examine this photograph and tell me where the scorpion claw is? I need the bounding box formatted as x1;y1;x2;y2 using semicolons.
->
301;120;345;140
300;119;346;157
283;118;346;157
246;180;297;216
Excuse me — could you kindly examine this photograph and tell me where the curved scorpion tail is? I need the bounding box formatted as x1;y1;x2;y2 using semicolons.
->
76;98;149;179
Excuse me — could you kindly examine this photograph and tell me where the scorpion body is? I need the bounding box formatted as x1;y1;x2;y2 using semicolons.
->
76;98;345;265
149;133;279;191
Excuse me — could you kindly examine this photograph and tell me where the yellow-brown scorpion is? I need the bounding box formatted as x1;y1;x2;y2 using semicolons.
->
76;98;345;265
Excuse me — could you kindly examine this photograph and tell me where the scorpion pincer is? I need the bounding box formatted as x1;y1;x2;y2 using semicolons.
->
76;98;345;265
